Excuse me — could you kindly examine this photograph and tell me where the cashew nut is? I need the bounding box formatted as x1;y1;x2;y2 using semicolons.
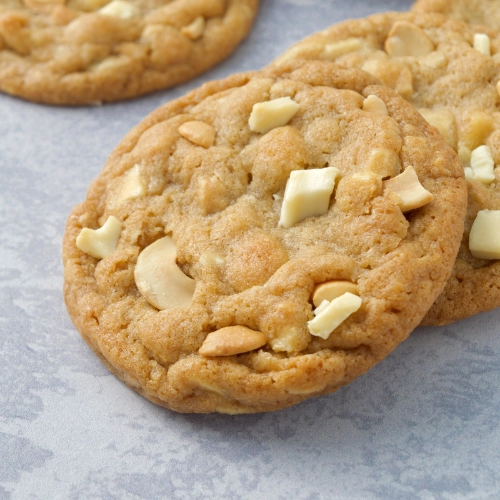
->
134;236;195;310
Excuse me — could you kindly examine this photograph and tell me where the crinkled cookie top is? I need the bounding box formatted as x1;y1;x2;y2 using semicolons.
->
274;11;500;325
0;0;259;104
63;61;466;413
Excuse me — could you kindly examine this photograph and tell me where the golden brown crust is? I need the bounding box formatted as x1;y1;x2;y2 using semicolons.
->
272;11;500;325
411;0;500;30
63;61;466;413
0;0;260;104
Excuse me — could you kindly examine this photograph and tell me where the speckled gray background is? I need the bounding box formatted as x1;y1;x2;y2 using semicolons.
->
2;1;500;498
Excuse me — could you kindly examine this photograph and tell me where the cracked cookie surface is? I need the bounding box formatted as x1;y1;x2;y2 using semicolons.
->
273;11;500;326
412;0;500;31
0;0;259;104
63;61;466;413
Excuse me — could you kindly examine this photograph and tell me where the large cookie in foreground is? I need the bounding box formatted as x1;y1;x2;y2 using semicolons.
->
0;0;259;105
273;12;500;326
412;0;500;31
63;61;466;413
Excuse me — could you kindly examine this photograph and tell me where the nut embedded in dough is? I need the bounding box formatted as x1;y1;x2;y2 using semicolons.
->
199;326;267;357
134;236;196;310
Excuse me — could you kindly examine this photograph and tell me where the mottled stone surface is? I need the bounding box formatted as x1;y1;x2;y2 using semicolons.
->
2;0;500;498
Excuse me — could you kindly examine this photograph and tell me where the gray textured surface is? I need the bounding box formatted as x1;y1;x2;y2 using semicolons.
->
1;0;500;498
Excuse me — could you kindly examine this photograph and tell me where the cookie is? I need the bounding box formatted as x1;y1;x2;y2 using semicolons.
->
63;60;466;413
412;0;500;31
0;0;259;105
273;12;500;326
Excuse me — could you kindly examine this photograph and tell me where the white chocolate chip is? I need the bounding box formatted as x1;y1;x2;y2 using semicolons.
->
323;38;363;59
112;164;146;206
366;148;401;179
134;236;195;310
199;326;267;356
312;280;359;308
473;33;491;56
362;95;388;115
469;210;500;259
98;0;140;19
181;16;205;40
248;97;300;134
76;215;122;259
469;145;495;184
279;166;340;228
178;120;215;148
383;166;433;212
385;21;434;57
307;292;362;339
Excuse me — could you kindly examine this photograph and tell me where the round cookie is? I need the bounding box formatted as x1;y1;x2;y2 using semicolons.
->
412;0;500;31
273;12;500;326
0;0;259;105
63;60;466;413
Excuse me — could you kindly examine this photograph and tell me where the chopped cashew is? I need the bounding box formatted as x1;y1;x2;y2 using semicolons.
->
76;215;122;259
468;145;496;184
199;326;267;356
178;120;216;148
383;166;433;212
385;21;434;57
469;210;500;259
134;236;195;310
181;16;205;40
323;38;363;58
362;95;388;115
248;97;300;134
279;166;340;228
98;0;140;19
312;280;359;308
473;33;491;56
307;292;362;339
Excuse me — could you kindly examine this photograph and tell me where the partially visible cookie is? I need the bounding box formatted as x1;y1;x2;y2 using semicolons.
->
273;12;500;326
63;60;466;413
0;0;259;105
412;0;500;31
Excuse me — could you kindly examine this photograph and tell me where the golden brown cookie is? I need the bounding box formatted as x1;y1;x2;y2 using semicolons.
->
63;60;466;413
0;0;259;105
412;0;500;30
273;12;500;326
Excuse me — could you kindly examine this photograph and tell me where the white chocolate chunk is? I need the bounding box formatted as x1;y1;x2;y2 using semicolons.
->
134;236;195;310
279;166;340;228
178;120;215;148
307;293;362;339
181;16;205;40
312;280;359;308
469;210;500;259
114;164;146;205
469;145;496;184
383;166;433;212
473;33;491;56
76;216;122;259
362;95;388;115
248;97;300;134
385;21;434;57
199;326;267;356
98;0;140;19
